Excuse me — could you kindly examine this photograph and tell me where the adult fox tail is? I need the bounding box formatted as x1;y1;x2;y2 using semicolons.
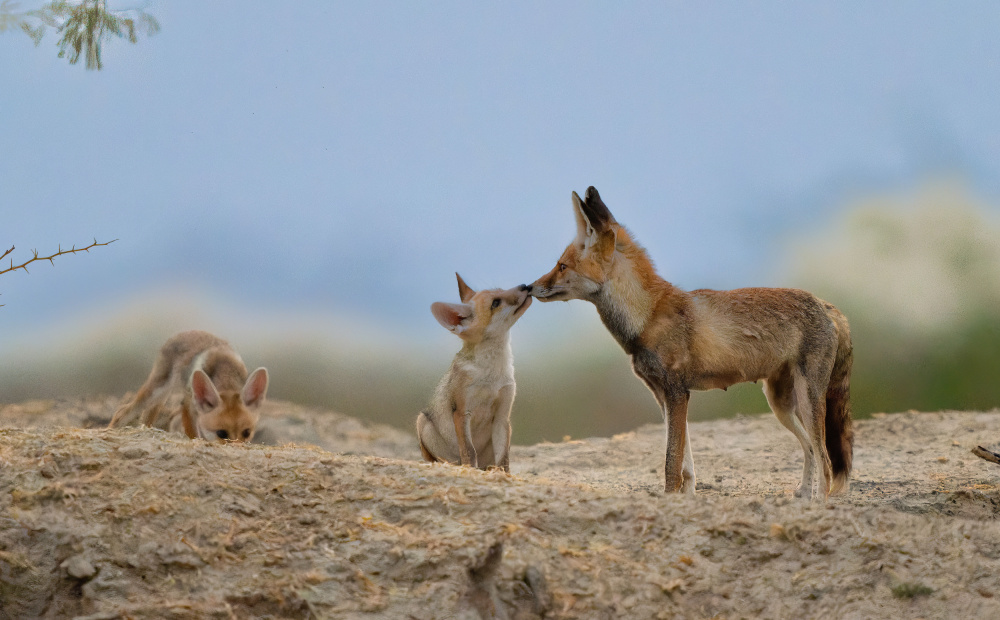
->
824;304;854;494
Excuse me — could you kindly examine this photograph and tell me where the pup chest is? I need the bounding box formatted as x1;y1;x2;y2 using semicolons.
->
458;356;513;385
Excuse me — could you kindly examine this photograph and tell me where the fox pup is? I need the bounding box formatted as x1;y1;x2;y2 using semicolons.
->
416;274;532;472
528;187;853;498
108;330;269;443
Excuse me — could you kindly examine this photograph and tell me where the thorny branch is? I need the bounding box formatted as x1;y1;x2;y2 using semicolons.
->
0;238;116;306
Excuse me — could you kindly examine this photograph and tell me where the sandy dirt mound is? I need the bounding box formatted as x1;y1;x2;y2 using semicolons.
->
1;398;999;619
0;396;420;461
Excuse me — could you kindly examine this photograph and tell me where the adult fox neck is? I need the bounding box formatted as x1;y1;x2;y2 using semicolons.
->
591;246;667;350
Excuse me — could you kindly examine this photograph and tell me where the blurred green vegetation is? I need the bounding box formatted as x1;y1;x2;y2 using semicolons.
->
788;181;1000;417
2;181;998;443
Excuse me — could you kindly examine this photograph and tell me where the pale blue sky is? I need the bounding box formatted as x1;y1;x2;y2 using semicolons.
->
3;1;1000;347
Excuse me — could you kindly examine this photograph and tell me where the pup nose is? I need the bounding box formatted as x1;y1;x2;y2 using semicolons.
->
519;284;532;292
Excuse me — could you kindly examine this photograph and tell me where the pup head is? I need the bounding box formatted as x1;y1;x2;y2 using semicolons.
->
431;273;532;343
529;186;620;302
190;367;269;443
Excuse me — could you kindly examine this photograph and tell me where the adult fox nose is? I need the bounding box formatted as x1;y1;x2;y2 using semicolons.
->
519;284;532;292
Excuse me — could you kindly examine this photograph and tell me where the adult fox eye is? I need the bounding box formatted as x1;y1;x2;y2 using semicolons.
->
216;430;229;440
559;263;567;272
242;429;251;439
491;299;501;309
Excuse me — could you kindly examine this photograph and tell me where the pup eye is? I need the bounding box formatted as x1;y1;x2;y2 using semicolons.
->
559;263;567;272
242;429;251;439
216;430;229;440
491;299;501;309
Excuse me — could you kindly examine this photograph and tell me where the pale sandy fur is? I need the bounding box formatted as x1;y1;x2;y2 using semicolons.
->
416;279;531;472
108;330;267;443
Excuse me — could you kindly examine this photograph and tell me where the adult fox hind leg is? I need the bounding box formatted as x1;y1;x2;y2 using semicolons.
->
797;331;839;499
763;368;817;498
801;375;833;498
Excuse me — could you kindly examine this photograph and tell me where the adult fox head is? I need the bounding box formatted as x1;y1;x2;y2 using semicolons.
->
189;367;268;443
431;273;532;344
529;186;624;302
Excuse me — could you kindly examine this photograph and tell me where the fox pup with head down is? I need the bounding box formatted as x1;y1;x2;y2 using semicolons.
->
108;330;269;443
416;274;532;472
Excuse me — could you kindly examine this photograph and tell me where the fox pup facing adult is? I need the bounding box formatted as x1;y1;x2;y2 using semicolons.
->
416;274;532;472
108;330;269;443
528;187;853;498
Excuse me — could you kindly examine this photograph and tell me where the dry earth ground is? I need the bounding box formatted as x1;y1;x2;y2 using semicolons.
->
1;397;999;619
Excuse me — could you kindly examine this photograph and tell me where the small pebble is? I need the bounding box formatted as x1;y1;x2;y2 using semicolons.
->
62;554;97;580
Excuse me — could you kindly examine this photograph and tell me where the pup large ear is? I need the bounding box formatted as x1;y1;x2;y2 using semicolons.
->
191;369;220;413
431;302;473;334
455;273;476;303
242;367;269;408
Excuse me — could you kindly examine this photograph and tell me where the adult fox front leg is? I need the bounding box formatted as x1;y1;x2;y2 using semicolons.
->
527;187;854;497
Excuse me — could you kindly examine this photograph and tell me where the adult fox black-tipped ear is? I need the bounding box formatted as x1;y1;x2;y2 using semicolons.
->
572;191;589;242
582;186;615;229
456;272;476;303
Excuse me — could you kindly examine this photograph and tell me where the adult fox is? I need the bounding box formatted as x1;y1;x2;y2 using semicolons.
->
527;187;853;498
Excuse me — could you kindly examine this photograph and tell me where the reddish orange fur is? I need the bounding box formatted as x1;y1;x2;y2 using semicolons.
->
530;187;853;497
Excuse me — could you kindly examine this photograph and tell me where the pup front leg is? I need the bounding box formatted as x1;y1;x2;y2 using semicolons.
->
491;385;515;472
450;391;476;467
463;411;479;468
